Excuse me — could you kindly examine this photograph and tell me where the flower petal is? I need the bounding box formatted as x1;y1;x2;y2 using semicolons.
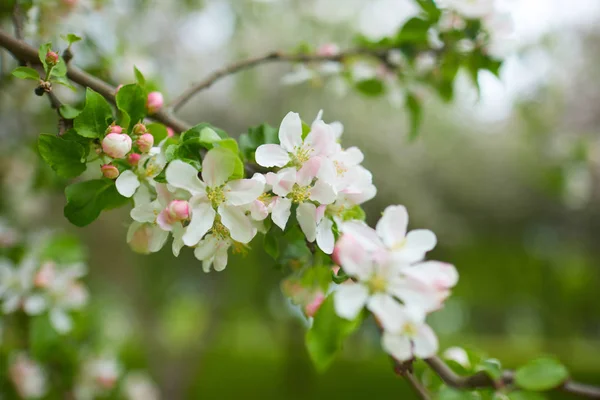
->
305;120;336;157
148;226;169;252
131;202;159;223
338;147;364;166
278;111;303;152
403;261;458;290
23;295;47;315
382;332;413;362
413;323;439;359
183;202;215;246
367;293;407;333
271;168;296;197
172;223;185;257
166;160;206;195
309;180;337;204
202;148;234;187
194;235;218;260
213;242;230;272
116;170;140;198
271;197;292;230
297;202;317;242
225;179;264;206
255;144;291;168
333;234;372;280
50;308;72;333
316;217;335;254
405;229;437;252
250;200;269;221
333;283;369;320
376;205;408;248
296;157;321;186
339;221;384;252
219;204;255;244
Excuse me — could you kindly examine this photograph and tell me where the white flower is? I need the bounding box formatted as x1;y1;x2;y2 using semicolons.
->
75;356;121;400
165;149;264;247
442;0;494;19
255;111;338;168
381;309;439;361
116;147;167;198
124;372;160;400
0;256;35;314
9;353;47;399
193;234;233;272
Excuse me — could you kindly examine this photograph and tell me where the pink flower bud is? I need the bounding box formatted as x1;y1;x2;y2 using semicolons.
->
45;51;59;66
316;43;340;57
146;91;164;114
101;164;120;179
136;133;154;153
34;261;56;288
102;133;131;159
305;292;325;318
115;84;123;95
108;125;123;134
157;200;190;230
62;0;78;7
133;123;147;135
166;127;175;137
127;153;141;166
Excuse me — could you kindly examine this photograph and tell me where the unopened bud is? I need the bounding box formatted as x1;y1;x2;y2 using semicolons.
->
157;200;190;230
127;153;141;166
132;123;147;135
305;292;326;318
136;133;154;153
166;127;175;137
101;164;120;179
146;91;164;114
107;125;123;134
45;51;59;66
101;133;132;159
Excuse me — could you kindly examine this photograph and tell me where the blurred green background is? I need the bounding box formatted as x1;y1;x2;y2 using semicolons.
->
1;0;600;398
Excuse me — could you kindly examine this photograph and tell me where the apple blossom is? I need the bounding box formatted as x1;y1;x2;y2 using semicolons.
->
123;372;160;400
0;256;35;314
75;356;121;399
102;133;132;159
133;123;147;135
116;147;166;198
136;133;154;153
100;164;119;179
127;153;141;166
381;306;439;361
9;353;47;399
442;0;494;19
146;91;164;114
127;222;169;254
193;234;233;272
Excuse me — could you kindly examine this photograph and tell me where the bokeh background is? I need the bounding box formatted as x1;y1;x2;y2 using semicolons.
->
1;0;600;398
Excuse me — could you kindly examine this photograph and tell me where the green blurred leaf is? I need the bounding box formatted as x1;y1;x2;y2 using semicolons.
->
52;75;76;91
64;179;129;227
477;359;502;380
134;66;146;86
515;358;569;391
147;122;168;144
415;0;441;21
305;295;363;372
263;230;279;260
40;233;86;263
37;134;86;179
437;387;479;400
116;83;147;129
38;42;52;70
397;17;431;44
355;79;385;97
74;88;113;138
51;56;68;77
59;104;81;119
239;123;278;162
508;391;546;400
406;93;422;140
11;66;39;80
61;33;82;45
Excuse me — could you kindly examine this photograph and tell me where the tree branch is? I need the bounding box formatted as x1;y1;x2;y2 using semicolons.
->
168;48;389;112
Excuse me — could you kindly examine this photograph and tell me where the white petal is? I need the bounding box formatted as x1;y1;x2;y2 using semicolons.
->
255;144;290;168
50;308;72;333
148;227;169;252
278;112;303;152
155;183;174;206
2;294;20;313
316;157;338;187
382;332;413;361
333;234;372;280
367;293;407;333
249;200;269;221
183;202;215;246
271;168;296;197
23;295;47;315
202;148;233;187
194;235;219;260
213;243;230;271
219;204;255;244
413;323;439;359
376;205;408;248
166;160;205;195
130;202;159;223
338;147;364;166
388;278;442;313
309;180;337;204
116;170;140;198
297;202;317;242
133;182;152;206
296;157;321;186
405;229;437;252
333;284;369;320
271;197;292;230
304;120;336;157
316;218;334;254
225;179;264;206
403;261;458;290
171;224;185;257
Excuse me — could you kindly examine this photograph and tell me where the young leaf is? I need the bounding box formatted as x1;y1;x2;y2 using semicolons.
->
305;295;364;372
51;56;68;77
37;134;86;179
64;179;129;227
514;358;569;391
61;33;82;45
38;42;52;70
406;92;422;140
52;75;76;91
355;79;385;97
116;83;147;129
74;88;113;138
11;66;39;80
147;123;168;144
134;66;146;86
59;104;81;119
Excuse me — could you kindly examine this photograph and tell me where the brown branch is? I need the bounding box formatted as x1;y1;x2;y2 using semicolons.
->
169;48;389;112
393;359;431;400
425;356;600;398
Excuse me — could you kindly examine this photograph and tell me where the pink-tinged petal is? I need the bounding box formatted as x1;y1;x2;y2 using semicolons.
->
367;293;407;333
315;204;326;223
155;183;173;206
333;284;369;320
166;160;206;195
297;202;317;242
271;197;292;230
183;202;215;246
218;204;255;244
403;261;458;290
272;168;296;197
316;157;338;186
156;209;175;231
338;221;384;252
202;148;234;187
305;120;337;157
376;205;409;248
194;235;218;261
344;182;377;205
338;147;364;166
265;172;278;186
250;200;269;221
279;112;303;152
309;180;337;204
334;234;372;280
316;217;334;254
255;144;291;168
115;170;140;198
413;323;439;359
382;332;413;361
297;157;321;186
225;179;264;206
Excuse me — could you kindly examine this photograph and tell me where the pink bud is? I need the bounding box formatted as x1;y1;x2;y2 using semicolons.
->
166;127;175;137
34;261;56;288
127;153;141;166
133;123;147;135
115;84;123;95
157;200;190;230
316;43;340;57
146;91;164;114
305;292;326;318
45;51;59;66
101;164;120;179
108;125;123;134
101;133;132;159
136;133;154;153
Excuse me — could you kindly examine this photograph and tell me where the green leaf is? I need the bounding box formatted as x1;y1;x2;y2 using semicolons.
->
508;391;546;400
263;230;279;260
30;314;62;359
305;295;363;372
341;205;366;221
355;79;385;97
406;93;422;140
147;123;168;144
59;104;81;119
134;66;146;86
64;179;129;227
397;17;431;44
116;83;147;129
51;55;68;77
415;0;441;21
39;233;86;264
477;359;502;380
239;123;278;162
515;358;569;391
37;134;86;179
61;33;82;45
437;387;479;400
52;75;76;91
74;88;113;138
11;66;39;80
38;42;52;70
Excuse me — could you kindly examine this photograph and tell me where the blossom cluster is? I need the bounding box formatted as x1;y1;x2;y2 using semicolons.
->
333;205;458;361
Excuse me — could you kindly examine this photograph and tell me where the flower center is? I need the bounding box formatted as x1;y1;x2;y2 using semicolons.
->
289;183;311;203
292;146;313;166
206;186;225;208
403;322;418;337
367;274;388;294
334;160;347;177
212;216;230;240
391;238;407;251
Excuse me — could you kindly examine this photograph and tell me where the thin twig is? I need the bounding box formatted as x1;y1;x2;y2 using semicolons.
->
169;48;389;112
392;359;431;400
